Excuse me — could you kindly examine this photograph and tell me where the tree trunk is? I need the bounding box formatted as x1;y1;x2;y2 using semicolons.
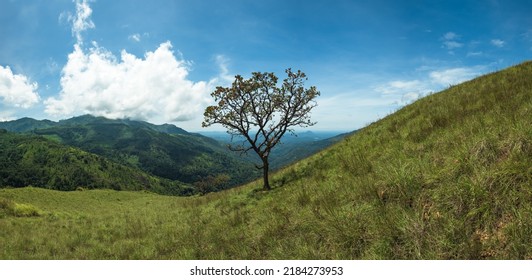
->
262;157;271;191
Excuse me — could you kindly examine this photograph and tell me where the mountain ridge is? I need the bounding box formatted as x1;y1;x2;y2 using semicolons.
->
0;114;260;192
0;114;190;135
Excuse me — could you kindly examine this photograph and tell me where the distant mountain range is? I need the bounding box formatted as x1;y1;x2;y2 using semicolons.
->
201;130;353;170
1;114;189;135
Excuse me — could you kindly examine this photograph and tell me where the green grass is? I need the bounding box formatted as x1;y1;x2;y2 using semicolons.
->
0;198;42;217
0;61;531;259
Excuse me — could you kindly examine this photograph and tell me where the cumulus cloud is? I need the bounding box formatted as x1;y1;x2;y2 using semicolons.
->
47;0;214;124
491;39;505;48
0;65;40;108
44;42;211;123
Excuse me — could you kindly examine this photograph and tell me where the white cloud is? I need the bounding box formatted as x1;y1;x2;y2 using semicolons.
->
401;92;420;103
46;0;221;126
213;55;234;85
375;79;430;105
0;65;40;108
467;51;483;57
313;92;400;130
441;32;463;51
0;115;15;122
429;67;480;86
64;0;95;43
45;42;212;123
383;80;423;93
491;39;505;48
376;80;419;94
443;32;458;40
128;33;141;42
374;65;484;106
443;41;463;49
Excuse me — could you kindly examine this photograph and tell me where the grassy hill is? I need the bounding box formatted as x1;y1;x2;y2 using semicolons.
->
0;61;531;259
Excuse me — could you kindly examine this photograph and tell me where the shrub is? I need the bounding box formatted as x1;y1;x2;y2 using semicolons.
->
0;199;42;217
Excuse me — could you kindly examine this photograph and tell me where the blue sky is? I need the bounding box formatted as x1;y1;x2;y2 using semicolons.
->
1;0;531;131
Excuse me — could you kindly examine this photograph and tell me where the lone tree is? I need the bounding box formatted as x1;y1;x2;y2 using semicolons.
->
203;69;320;190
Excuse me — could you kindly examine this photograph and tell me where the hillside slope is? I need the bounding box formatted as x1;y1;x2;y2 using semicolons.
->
0;61;530;259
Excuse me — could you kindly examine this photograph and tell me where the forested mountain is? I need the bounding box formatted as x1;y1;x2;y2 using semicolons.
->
0;117;56;132
0;115;259;192
0;129;193;195
0;115;347;194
